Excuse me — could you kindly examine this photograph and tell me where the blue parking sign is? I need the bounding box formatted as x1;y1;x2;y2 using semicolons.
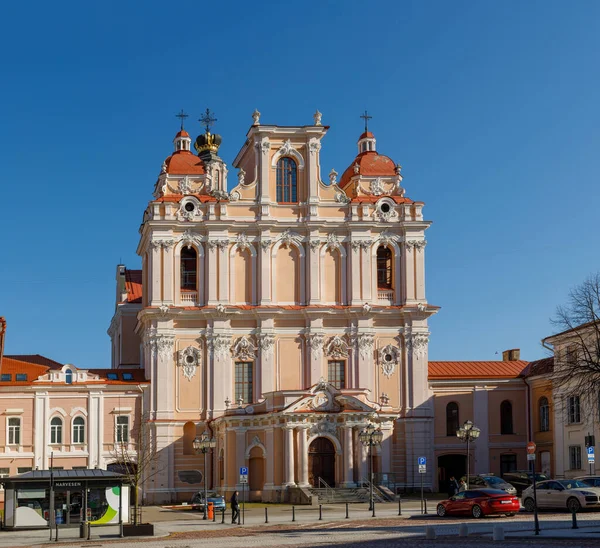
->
418;456;426;465
240;466;248;475
588;447;595;456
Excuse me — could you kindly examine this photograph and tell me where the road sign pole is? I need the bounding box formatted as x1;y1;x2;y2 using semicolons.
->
420;472;424;514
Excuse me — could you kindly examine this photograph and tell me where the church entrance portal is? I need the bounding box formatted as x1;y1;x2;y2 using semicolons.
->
309;437;335;487
438;454;467;494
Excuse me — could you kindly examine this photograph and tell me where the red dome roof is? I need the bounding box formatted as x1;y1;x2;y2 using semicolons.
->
164;151;205;175
339;151;396;188
175;130;190;138
359;131;375;140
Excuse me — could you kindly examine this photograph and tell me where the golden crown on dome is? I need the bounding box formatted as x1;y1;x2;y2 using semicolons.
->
194;108;222;154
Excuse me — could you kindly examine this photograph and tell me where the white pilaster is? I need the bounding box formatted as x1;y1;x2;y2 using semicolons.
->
342;425;355;487
283;425;295;486
150;245;162;305
207;245;218;305
297;425;309;487
162;242;174;304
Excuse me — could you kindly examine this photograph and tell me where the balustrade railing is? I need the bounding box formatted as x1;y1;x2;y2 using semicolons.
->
377;289;394;302
180;291;198;305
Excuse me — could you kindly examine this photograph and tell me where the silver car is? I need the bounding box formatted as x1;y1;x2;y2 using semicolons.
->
468;475;517;495
522;479;600;513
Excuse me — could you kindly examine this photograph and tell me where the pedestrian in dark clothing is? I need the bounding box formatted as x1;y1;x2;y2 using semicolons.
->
447;476;459;497
231;490;240;524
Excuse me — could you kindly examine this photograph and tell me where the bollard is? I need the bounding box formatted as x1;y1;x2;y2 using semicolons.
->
425;526;436;540
265;507;269;524
372;501;376;518
55;523;58;542
221;509;225;524
345;502;349;519
458;523;469;537
319;504;323;521
493;525;505;541
87;522;91;540
572;510;578;529
424;499;428;515
292;506;296;522
213;507;216;522
398;497;402;516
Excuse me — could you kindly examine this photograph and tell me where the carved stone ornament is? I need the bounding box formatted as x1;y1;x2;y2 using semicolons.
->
150;239;175;249
335;192;350;204
351;240;371;252
405;240;427;252
308;418;337;438
229;190;240;202
329;169;338;185
353;162;360;174
207;334;230;360
305;332;325;359
280;139;295;156
378;230;398;247
407;333;429;356
237;167;246;185
309;239;322;252
325;233;341;252
231;336;257;361
378;344;400;378
158;304;170;316
279;229;300;248
214;303;228;317
178;346;202;381
161;161;167;174
180;229;202;249
178;176;194;195
309;139;321;155
417;302;427;312
326;335;349;359
156;335;175;359
252;109;260;125
370;178;385;196
362;303;373;315
178;201;201;222
260;239;272;252
313;110;322;126
311;391;331;410
258;140;270;155
374;201;398;222
235;233;252;252
356;333;374;360
257;333;275;356
208;239;230;251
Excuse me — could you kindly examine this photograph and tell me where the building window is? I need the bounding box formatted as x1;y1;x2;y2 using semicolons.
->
569;445;582;470
568;396;581;424
8;417;20;445
539;397;550;432
72;417;85;444
376;246;393;289
116;416;129;443
122;372;133;381
65;370;73;384
500;454;518;476
235;361;253;404
276;157;297;203
446;402;459;436
50;417;63;444
1;374;11;381
107;372;118;380
17;467;31;474
180;247;198;291
500;400;513;434
0;468;9;478
566;345;577;366
328;360;345;389
15;374;27;381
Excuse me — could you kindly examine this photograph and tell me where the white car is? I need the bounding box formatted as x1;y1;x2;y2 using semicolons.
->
522;479;600;513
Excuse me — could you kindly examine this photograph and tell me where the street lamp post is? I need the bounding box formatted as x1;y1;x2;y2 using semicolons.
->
359;423;383;516
193;432;217;520
456;420;480;489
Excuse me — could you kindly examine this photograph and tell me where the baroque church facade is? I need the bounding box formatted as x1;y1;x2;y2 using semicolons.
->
110;110;438;503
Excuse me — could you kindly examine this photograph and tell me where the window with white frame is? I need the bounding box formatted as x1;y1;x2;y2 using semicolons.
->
0;468;9;478
8;417;21;445
116;416;129;443
539;397;550;432
568;396;581;424
569;445;582;470
50;417;63;444
72;416;85;444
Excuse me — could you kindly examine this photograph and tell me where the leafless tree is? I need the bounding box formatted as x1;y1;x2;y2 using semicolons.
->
550;272;600;418
110;413;164;525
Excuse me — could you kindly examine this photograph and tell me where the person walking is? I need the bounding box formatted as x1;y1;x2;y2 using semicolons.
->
447;476;459;497
458;478;467;492
230;490;240;524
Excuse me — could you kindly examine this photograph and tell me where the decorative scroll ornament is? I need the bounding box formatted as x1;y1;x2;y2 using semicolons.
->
280;139;295;156
207;334;231;360
378;344;400;378
309;139;321;155
326;335;349;359
178;346;202;381
279;229;300;248
257;333;275;356
237;167;246;185
178;176;194;195
235;233;252;252
258;140;271;155
356;333;375;360
309;239;322;252
335;191;351;204
362;303;373;315
260;239;272;252
208;239;230;251
308;418;337;437
379;230;398;247
161;161;167;174
214;303;228;317
351;240;371;252
180;229;202;249
325;233;341;252
311;391;331;410
374;202;398;222
229;190;240;202
353;162;360;174
150;239;175;249
231;336;257;361
305;332;325;359
370;178;385;196
407;333;429;356
177;201;201;222
158;304;170;316
405;240;427;252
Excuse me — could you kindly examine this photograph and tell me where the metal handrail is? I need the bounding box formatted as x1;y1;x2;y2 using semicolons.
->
317;477;333;502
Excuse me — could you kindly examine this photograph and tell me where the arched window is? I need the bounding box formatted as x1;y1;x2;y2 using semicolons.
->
376;246;393;289
50;417;63;444
276;157;297;203
539;397;550;432
180;247;198;291
500;400;513;435
65;369;73;384
446;402;459;436
73;416;85;444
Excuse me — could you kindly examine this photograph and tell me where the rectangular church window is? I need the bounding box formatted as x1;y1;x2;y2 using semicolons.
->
328;360;345;389
235;361;253;404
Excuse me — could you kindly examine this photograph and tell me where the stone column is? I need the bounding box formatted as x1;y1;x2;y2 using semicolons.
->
207;243;219;304
297;425;310;487
218;241;229;303
308;235;321;304
162;241;174;304
403;242;416;304
349;242;362;304
259;233;272;304
258;329;275;395
361;245;372;302
150;243;162;305
342;425;355;487
283;425;295;486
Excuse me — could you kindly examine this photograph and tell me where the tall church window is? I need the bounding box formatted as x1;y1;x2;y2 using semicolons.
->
276;157;297;203
180;247;198;291
500;400;513;434
328;360;346;389
235;361;253;404
539;397;550;432
376;246;393;288
446;402;459;436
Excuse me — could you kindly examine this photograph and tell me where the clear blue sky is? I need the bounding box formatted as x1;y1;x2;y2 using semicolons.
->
1;0;598;367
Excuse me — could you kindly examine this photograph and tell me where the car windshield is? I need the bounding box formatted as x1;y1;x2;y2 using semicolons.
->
534;474;549;481
482;476;504;485
560;480;590;489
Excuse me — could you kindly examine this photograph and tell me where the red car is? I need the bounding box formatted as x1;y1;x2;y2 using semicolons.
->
436;489;520;518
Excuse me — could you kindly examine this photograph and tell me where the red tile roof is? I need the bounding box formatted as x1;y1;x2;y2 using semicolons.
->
359;131;375;139
5;354;63;369
521;357;553;378
175;130;190;138
428;360;529;380
0;358;50;384
164;150;205;175
125;269;142;304
340;151;398;188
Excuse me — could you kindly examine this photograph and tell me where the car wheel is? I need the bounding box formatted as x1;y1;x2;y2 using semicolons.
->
505;513;516;517
472;504;483;519
567;497;581;513
437;504;446;517
523;498;535;512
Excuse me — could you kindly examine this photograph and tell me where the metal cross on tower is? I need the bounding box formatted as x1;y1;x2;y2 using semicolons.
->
199;108;217;132
360;110;372;132
175;109;189;130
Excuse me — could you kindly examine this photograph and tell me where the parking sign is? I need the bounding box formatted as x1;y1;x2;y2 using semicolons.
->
588;446;595;463
418;457;426;466
240;466;248;475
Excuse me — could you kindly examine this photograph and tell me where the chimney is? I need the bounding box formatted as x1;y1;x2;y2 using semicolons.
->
116;265;127;304
502;348;521;361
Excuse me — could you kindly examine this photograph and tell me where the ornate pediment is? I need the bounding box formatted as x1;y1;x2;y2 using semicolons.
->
326;335;349;359
231;336;257;361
